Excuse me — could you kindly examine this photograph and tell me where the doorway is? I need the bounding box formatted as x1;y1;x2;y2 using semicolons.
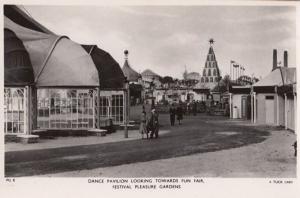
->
265;96;275;124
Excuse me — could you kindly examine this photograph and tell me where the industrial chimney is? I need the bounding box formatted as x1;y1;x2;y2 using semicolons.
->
272;49;277;71
284;50;288;67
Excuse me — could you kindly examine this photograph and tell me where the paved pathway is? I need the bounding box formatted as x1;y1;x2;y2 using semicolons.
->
5;114;296;177
43;130;295;178
5;129;170;152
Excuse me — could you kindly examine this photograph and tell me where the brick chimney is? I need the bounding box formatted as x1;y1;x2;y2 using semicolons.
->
272;49;277;71
284;50;288;67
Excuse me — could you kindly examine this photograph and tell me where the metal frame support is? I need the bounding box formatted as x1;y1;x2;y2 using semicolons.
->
284;93;288;130
124;80;129;138
124;88;128;138
251;92;253;123
276;94;279;126
24;86;28;134
97;88;100;129
229;93;232;118
294;93;297;133
253;92;256;124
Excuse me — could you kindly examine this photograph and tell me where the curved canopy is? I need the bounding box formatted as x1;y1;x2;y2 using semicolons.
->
4;5;53;34
82;45;125;89
5;17;99;87
122;59;141;82
4;28;34;86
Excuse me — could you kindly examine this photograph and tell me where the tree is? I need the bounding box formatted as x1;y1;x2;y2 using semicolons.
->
222;75;231;91
161;76;174;84
212;75;231;93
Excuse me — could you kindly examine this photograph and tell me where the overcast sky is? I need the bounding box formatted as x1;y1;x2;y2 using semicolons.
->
24;5;296;79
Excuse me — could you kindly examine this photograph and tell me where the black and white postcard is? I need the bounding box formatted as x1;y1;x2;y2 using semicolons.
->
1;0;299;198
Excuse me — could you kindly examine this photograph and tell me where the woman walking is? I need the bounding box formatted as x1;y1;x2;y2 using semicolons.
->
139;110;148;139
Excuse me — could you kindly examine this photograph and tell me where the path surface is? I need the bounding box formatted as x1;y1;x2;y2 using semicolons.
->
5;129;170;152
44;130;294;178
5;114;296;177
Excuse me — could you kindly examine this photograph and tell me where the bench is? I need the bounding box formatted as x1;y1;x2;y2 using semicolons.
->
17;134;39;144
88;129;107;136
32;129;56;139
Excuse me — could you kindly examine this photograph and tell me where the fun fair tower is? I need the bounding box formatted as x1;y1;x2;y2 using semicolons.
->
198;38;221;90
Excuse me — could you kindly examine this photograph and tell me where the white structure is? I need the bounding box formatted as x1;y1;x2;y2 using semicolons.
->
229;86;251;119
252;67;296;131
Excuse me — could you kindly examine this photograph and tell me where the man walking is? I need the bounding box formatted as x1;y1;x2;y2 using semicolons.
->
176;104;183;125
149;108;159;139
169;104;176;126
192;101;197;116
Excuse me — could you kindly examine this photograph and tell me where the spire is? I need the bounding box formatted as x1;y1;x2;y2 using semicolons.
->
122;49;141;82
209;38;215;46
183;65;188;80
123;49;130;68
124;49;129;60
199;38;221;89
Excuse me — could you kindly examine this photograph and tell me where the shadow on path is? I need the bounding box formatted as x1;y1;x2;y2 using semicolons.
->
5;114;270;177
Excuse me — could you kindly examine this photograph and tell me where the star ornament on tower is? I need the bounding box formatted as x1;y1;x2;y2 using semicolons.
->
209;38;215;45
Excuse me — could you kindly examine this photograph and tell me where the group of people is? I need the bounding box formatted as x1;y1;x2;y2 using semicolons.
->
186;101;199;116
138;103;187;139
169;104;183;126
139;107;159;139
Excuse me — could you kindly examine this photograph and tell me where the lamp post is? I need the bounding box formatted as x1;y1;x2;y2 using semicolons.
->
124;77;129;138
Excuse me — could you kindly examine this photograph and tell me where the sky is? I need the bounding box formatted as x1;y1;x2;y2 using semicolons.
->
24;5;296;79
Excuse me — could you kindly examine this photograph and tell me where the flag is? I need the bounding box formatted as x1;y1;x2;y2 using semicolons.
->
233;64;239;68
230;60;235;64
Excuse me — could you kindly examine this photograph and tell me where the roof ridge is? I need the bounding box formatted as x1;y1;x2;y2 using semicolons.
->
34;35;68;83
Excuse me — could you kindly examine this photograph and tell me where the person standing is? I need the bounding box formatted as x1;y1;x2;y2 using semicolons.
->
169;104;176;126
139;110;148;139
149;108;159;139
192;101;197;116
176;104;183;125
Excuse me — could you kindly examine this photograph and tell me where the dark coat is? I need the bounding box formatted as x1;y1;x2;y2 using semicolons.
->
169;107;176;116
176;106;183;120
148;112;159;132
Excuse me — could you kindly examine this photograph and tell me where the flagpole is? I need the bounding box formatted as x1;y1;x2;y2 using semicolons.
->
230;61;232;81
233;64;235;81
230;61;233;80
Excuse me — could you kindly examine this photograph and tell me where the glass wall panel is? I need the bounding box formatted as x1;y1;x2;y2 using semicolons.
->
37;89;95;129
99;92;124;125
4;88;26;134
